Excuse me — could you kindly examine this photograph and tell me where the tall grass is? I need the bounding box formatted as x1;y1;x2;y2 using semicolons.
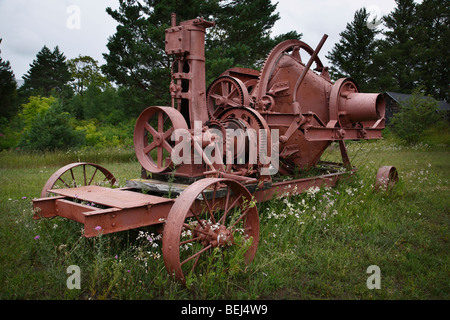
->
0;146;136;169
0;138;448;299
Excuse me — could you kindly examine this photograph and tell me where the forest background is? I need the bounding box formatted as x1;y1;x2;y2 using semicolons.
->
0;0;448;152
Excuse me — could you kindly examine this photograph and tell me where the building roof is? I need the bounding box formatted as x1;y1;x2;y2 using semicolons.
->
385;91;450;111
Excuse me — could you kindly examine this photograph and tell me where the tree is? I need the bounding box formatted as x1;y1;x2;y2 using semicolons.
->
67;55;108;95
102;0;301;111
21;45;72;98
206;0;301;82
414;0;449;102
381;0;418;94
0;39;18;119
102;0;215;110
326;8;380;92
18;96;83;151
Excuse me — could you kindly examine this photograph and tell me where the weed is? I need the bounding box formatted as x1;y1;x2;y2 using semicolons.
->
0;138;449;299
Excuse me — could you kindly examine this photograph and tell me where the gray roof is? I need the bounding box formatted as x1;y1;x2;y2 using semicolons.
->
385;91;450;111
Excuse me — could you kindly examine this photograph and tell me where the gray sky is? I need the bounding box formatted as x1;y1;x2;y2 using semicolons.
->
0;0;402;80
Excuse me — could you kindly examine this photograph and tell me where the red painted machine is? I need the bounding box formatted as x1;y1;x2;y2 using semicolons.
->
32;15;397;283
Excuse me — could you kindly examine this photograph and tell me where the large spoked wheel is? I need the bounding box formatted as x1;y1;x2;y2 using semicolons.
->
162;178;259;284
253;39;325;107
134;106;189;174
41;162;116;197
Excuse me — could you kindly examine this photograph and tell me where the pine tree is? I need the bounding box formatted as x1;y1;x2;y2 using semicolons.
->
102;0;218;111
102;0;301;111
414;0;449;102
0;39;18;119
325;8;380;92
381;0;418;94
207;0;301;72
21;45;72;97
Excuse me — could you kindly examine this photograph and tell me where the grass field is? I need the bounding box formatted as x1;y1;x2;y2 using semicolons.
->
0;138;448;300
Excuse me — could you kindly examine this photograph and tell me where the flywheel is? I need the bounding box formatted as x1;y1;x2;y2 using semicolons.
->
206;76;250;119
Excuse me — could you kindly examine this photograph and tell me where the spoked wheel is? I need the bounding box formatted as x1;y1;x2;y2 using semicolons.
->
206;76;250;119
41;162;116;197
134;106;189;174
252;39;325;110
162;178;259;284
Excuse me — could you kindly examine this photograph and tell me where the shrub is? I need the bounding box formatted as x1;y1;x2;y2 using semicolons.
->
390;88;442;144
18;97;84;151
75;119;134;149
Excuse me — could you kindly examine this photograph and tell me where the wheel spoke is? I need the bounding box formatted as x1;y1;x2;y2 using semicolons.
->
227;100;240;107
201;191;216;224
191;254;201;273
41;163;116;197
58;177;71;188
219;192;244;225
144;122;158;137
157;147;163;168
220;187;231;224
143;141;157;155
291;46;301;62
221;81;229;96
183;223;209;236
231;207;250;229
158;111;164;133
189;208;206;228
162;140;173;153
88;168;98;185
227;86;237;99
163;127;174;140
210;93;222;101
180;237;201;246
211;182;219;212
181;244;212;266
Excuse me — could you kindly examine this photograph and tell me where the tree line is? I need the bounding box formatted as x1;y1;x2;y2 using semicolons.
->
327;0;448;101
0;0;448;152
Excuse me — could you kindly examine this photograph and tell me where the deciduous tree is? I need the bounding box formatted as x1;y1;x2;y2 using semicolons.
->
68;55;108;95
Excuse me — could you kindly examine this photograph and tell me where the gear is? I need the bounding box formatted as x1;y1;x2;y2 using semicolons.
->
206;76;250;119
217;107;272;177
252;39;325;110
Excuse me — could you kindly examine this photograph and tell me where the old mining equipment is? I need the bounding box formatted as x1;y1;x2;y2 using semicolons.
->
32;15;398;283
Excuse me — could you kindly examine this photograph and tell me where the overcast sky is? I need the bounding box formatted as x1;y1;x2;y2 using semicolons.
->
0;0;405;80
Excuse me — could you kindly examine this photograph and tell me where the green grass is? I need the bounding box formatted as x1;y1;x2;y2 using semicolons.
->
0;139;449;300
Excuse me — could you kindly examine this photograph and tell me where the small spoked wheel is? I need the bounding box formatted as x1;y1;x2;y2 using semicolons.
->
41;162;116;197
162;178;259;284
206;76;250;119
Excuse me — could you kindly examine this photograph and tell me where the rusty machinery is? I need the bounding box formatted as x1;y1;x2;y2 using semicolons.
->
32;15;398;284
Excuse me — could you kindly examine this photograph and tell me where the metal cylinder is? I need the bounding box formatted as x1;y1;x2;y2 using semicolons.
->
340;92;386;123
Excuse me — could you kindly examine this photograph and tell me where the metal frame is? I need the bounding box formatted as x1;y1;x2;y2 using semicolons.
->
32;14;397;284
